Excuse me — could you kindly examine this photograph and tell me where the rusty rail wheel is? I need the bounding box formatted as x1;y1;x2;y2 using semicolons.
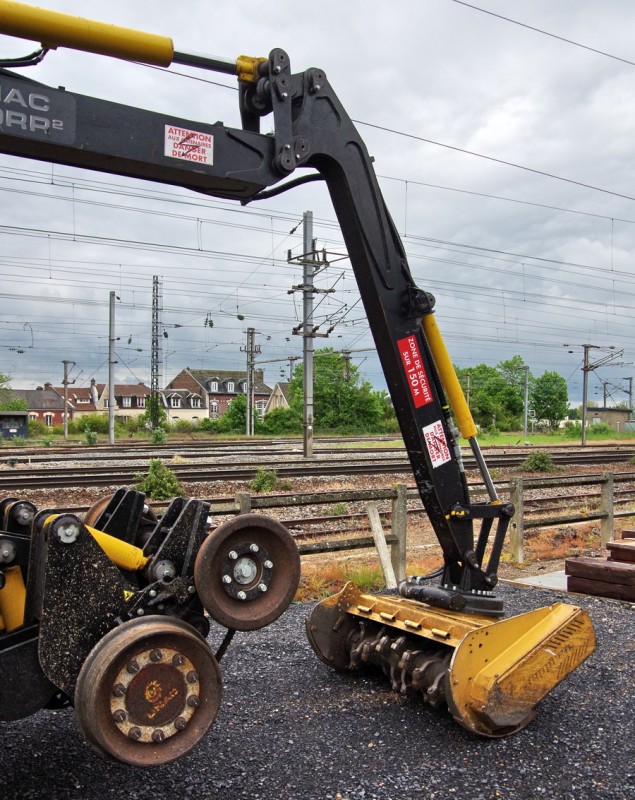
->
194;513;300;631
74;616;221;766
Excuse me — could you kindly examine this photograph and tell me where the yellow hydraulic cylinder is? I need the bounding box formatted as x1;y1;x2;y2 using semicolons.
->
0;565;26;632
0;1;174;66
422;313;477;440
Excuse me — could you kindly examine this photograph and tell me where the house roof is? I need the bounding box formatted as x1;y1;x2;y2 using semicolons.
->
10;387;67;411
183;368;272;396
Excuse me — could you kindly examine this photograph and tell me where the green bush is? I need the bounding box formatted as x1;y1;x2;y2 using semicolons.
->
84;426;98;446
327;502;349;516
169;419;195;434
260;407;302;435
28;418;46;436
249;468;277;493
199;418;222;433
151;427;167;445
588;422;614;436
42;436;54;447
10;436;26;447
521;451;555;472
69;413;110;435
135;458;184;500
562;421;582;439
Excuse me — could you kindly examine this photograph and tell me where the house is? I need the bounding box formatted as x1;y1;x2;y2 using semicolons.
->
9;383;71;427
264;382;291;414
585;406;632;432
165;368;272;421
56;379;151;422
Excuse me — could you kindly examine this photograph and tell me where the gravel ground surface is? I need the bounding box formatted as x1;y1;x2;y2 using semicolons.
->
1;582;633;800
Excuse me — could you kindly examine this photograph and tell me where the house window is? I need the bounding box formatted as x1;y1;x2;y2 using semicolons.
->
210;381;218;392
191;396;201;408
103;399;109;408
170;396;181;408
227;381;234;392
242;382;248;393
44;414;53;427
122;397;132;408
210;401;218;418
77;397;89;404
29;413;38;420
256;400;267;418
138;397;146;408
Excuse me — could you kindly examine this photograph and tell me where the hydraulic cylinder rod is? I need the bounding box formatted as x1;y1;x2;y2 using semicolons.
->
0;1;265;80
422;313;499;501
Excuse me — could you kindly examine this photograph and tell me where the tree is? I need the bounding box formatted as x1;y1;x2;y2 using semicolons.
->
140;395;167;429
455;360;525;431
287;349;385;433
0;373;27;411
530;371;569;430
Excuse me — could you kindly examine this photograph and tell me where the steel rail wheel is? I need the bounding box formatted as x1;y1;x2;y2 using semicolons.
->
194;513;300;631
74;616;221;766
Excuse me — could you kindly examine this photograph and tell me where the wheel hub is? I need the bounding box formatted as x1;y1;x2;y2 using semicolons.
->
109;647;199;743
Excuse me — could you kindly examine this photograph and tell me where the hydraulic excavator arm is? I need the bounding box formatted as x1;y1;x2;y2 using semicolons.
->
0;1;595;753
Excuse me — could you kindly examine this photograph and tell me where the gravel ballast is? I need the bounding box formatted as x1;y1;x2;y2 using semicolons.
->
1;582;633;800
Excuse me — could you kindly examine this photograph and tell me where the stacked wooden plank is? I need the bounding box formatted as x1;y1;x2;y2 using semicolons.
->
565;531;635;602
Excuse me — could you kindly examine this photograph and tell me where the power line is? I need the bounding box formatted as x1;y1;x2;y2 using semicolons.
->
451;1;635;68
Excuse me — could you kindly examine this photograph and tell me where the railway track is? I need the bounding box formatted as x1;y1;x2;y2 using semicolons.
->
1;446;635;490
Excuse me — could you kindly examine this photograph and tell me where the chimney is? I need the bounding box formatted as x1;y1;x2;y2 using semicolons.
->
90;378;99;405
44;382;52;389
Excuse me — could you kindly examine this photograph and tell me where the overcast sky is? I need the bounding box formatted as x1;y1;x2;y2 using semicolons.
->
1;0;635;406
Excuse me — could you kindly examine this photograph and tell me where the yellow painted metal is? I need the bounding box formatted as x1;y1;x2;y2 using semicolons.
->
312;582;596;737
84;525;149;571
43;514;148;571
0;565;26;632
448;601;596;737
422;313;478;440
0;1;174;66
236;54;267;83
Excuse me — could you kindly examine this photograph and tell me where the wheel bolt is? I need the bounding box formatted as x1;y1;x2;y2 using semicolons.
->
174;716;188;730
229;550;238;560
149;649;163;663
126;660;140;674
128;726;142;740
249;543;259;553
187;695;200;708
264;560;273;569
112;683;126;698
151;729;165;743
112;709;126;723
258;583;268;593
186;670;199;684
222;574;232;584
237;590;247;600
172;653;185;667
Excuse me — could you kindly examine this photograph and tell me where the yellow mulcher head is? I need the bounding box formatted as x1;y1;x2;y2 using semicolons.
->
307;582;596;737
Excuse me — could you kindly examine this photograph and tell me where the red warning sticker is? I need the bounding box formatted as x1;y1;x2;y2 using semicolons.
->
164;125;214;165
423;420;451;468
397;335;433;408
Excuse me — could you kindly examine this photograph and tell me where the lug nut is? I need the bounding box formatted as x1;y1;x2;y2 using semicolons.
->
149;649;163;663
228;550;238;560
126;660;140;674
258;583;268;593
172;653;185;667
249;543;259;553
264;560;273;569
128;726;142;740
151;729;165;743
186;670;199;684
237;591;247;601
112;683;126;698
112;709;126;723
174;717;188;731
222;575;232;584
187;695;200;708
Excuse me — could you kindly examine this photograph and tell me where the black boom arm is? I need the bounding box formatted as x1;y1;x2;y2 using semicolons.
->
0;41;512;613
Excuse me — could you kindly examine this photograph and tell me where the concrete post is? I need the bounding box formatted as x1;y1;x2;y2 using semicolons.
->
235;492;252;515
600;472;614;546
366;501;397;589
390;484;407;582
509;477;524;564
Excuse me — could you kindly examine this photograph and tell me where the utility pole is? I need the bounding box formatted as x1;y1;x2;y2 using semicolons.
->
581;345;591;446
288;211;337;457
61;359;75;440
627;377;633;415
241;327;260;435
150;275;162;429
522;365;530;437
108;291;116;445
